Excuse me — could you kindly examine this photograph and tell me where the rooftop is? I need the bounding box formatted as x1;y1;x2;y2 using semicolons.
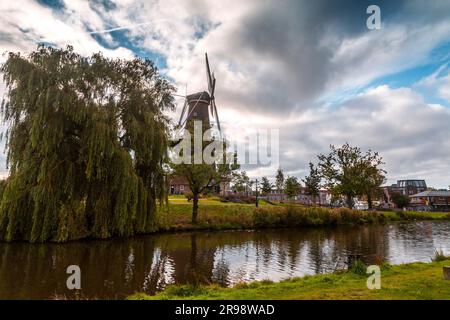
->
410;190;450;198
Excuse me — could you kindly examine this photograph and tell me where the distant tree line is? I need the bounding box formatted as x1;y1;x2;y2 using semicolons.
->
259;143;386;209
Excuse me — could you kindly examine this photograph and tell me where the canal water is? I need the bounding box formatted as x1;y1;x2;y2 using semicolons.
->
0;221;449;299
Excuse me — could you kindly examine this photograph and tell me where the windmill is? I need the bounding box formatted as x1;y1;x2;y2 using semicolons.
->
177;53;221;136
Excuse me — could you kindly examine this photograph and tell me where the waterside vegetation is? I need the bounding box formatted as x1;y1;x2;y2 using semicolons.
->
155;198;450;233
130;259;450;300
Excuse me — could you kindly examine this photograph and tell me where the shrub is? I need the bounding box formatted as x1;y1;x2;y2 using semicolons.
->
252;206;384;228
220;195;256;204
164;284;207;297
433;249;449;262
351;260;367;276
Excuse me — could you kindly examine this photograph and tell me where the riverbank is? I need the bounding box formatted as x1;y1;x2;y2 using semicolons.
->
130;259;450;300
155;198;450;232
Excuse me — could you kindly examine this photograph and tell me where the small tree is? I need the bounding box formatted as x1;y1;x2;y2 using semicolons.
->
302;162;321;205
284;176;301;200
360;168;385;209
172;131;239;224
391;193;410;209
275;168;285;199
318;143;385;209
233;171;252;195
260;176;273;196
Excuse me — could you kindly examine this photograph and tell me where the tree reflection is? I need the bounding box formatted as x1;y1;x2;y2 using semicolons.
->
0;222;448;299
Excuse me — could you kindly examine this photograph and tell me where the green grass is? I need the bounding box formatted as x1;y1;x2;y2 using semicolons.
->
157;200;255;231
129;259;450;300
156;198;450;232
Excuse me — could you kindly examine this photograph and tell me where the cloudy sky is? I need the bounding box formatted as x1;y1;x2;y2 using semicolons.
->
0;0;449;188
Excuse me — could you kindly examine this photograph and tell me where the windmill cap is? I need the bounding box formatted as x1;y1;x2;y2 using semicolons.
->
187;91;211;103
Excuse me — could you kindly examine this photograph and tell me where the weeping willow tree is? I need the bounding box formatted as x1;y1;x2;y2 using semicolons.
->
0;46;173;242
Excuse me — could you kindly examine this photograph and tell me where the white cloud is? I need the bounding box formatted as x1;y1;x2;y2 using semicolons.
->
0;0;135;60
249;85;450;188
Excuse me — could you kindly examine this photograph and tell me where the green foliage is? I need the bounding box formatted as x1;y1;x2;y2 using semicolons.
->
156;200;449;233
302;162;321;203
130;259;450;300
252;205;386;228
0;46;173;242
260;176;273;195
318;143;385;208
391;192;410;209
0;180;7;200
171;131;239;224
284;176;300;199
275;168;284;193
433;249;449;262
233;171;252;194
350;260;367;276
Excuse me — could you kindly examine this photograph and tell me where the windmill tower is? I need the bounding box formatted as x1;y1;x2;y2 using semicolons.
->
177;53;221;135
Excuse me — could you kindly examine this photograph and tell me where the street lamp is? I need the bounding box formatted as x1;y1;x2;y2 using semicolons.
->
255;178;259;208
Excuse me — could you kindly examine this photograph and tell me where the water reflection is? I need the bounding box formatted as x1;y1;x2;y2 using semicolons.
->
0;221;449;299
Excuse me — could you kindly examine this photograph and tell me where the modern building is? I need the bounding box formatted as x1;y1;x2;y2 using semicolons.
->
395;180;427;196
409;190;450;211
381;179;427;208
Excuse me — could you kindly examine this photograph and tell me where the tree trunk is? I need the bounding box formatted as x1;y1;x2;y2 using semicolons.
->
346;195;353;209
444;266;450;280
192;193;199;224
367;193;373;210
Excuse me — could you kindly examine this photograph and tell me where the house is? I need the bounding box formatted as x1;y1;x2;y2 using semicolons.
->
169;176;191;195
409;190;450;211
169;176;230;196
381;179;427;208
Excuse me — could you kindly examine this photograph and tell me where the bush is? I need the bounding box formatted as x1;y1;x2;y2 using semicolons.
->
164;284;207;297
433;249;450;262
220;195;256;204
391;192;410;208
252;206;384;228
351;260;367;276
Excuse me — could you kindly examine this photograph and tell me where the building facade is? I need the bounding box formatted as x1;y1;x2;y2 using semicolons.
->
169;176;230;196
381;179;427;209
409;190;450;211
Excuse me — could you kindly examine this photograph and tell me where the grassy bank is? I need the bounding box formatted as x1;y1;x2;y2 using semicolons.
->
155;198;450;232
130;259;450;300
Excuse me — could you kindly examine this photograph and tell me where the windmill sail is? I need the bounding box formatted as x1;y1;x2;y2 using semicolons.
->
177;53;222;136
